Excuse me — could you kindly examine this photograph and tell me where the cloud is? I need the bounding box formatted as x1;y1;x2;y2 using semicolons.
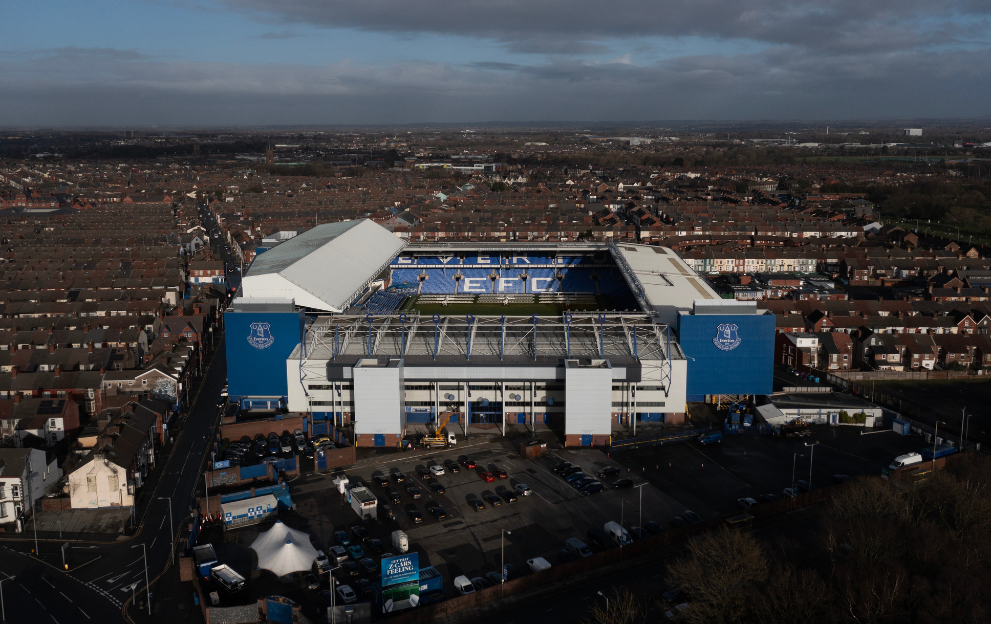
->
3;43;991;125
217;0;991;54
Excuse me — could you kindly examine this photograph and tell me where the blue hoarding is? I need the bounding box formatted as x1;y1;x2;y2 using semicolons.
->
382;553;420;587
225;309;305;399
679;312;775;396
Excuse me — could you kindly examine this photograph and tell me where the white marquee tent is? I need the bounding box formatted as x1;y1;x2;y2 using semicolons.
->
249;520;320;577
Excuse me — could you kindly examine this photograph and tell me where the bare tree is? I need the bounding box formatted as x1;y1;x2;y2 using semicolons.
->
581;588;648;624
666;528;768;624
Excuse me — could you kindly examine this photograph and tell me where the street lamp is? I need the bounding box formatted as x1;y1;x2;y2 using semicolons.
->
804;441;820;492
791;452;805;492
501;529;511;597
932;421;944;473
131;543;151;616
960;407;968;450
157;496;174;565
597;590;609;613
321;564;342;624
0;576;9;624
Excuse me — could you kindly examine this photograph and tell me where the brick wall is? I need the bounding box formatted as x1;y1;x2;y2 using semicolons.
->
354;433;401;448
312;445;356;470
564;434;611;447
219;415;305;441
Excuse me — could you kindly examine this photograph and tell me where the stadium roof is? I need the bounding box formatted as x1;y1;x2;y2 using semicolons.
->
611;244;721;325
241;219;406;313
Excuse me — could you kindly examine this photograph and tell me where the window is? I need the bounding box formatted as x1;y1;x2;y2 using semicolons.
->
0;503;6;519
142;379;148;385
50;419;56;427
404;385;433;391
86;476;96;493
107;474;119;491
11;485;19;499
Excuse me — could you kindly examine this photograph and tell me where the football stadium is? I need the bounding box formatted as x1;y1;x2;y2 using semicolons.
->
225;219;775;447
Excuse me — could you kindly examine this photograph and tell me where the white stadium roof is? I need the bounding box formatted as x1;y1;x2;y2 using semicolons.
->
241;219;406;313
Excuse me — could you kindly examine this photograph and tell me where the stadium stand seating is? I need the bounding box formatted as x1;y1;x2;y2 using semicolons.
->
360;290;409;315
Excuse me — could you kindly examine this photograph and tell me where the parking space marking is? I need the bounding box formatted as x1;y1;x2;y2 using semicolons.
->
685;443;755;489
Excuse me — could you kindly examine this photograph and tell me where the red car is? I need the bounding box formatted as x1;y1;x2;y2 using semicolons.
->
496;469;509;479
460;457;476;469
480;471;496;483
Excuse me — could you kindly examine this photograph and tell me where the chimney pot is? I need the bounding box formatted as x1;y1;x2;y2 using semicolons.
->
87;340;94;353
48;343;55;354
13;393;20;404
54;365;61;377
10;366;18;378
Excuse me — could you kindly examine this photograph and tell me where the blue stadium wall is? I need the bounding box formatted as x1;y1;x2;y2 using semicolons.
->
678;313;775;398
225;309;305;399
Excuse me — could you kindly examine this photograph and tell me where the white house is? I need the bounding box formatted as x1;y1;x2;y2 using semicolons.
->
0;448;62;530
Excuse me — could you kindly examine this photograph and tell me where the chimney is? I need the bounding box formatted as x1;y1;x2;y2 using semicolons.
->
48;343;55;354
87;340;94;353
54;365;61;377
48;326;54;334
10;366;18;378
13;393;20;404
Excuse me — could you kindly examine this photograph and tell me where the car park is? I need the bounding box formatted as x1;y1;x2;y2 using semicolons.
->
429;464;445;476
514;483;532;496
406;486;422;499
612;478;634;489
480;471;496;482
737;497;758;508
500;490;518;504
429;482;445;495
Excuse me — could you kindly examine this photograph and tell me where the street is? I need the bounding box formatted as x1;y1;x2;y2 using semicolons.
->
0;336;228;624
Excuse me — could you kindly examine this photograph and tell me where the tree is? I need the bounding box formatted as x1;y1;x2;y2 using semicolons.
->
581;588;648;624
666;528;768;624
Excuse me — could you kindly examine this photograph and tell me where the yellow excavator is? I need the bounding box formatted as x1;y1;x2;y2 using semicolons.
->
422;411;459;447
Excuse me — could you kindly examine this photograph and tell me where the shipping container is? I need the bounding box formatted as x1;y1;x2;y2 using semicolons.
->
221;493;278;529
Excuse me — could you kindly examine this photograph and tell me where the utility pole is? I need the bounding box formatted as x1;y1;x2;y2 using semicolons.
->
132;543;151;615
932;421;943;474
960;407;967;451
805;441;820;491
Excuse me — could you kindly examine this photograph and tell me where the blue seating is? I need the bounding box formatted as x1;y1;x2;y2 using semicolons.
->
400;265;630;297
362;290;409;315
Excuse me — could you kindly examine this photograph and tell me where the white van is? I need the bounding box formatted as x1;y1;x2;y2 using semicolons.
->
392;530;409;553
527;557;551;572
454;575;476;595
889;452;922;470
604;521;632;547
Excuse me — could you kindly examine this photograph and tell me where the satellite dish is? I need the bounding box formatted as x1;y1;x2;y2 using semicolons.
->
512;394;522;401
445;393;455;401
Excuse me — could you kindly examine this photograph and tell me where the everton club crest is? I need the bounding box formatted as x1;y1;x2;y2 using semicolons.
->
247;322;275;350
713;323;741;351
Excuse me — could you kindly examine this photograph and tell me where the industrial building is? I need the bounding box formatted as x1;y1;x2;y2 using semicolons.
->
226;220;775;447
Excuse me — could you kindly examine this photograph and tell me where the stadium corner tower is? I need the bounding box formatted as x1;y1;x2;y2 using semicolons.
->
226;219;774;447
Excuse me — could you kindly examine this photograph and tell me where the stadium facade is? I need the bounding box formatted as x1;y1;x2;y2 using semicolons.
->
226;220;774;447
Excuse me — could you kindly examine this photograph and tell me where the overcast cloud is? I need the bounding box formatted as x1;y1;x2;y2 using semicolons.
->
1;0;989;125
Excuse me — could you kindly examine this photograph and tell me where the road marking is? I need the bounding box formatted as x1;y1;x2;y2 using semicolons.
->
90;572;112;583
160;516;167;529
107;573;129;584
35;597;47;610
150;537;157;549
43;578;55;588
51;617;59;624
20;583;31;593
78;608;90;619
60;592;72;602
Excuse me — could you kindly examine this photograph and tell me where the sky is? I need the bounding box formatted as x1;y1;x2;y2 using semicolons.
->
2;0;991;126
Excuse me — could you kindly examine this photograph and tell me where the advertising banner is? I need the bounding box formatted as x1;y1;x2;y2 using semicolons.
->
380;553;420;613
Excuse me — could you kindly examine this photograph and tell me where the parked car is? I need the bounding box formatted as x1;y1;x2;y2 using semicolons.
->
564;472;588;484
611;478;634;489
406;486;423;499
783;488;798;498
496;469;509;479
483;493;502;507
407;508;423;523
572;477;597;490
552;462;574;474
454;575;475;595
485;571;504;585
670;517;688;529
629;526;647;541
562;466;583;477
684;510;702;523
515;483;532;496
429;482;445;495
581;482;604;495
459;456;476;469
314;550;331;572
392;471;406;483
796;480;815;493
446;461;461;474
428;506;447;520
389;490;402;504
334;531;351;546
366;538;384;554
373;475;389;488
500;490;518;504
350;526;369;541
470;499;485;512
355;578;373;597
557;549;576;563
598;466;621;479
429;465;446;476
381;504;395;520
644;521;663;535
760;493;780;503
737;497;758;508
347;544;364;559
471;577;492;590
416;467;432;480
359;558;376;574
328;545;348;564
304;573;319;590
336;585;357;604
480;471;496;483
340;561;360;577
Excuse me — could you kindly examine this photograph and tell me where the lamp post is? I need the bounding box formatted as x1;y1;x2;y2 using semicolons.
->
791;452;804;492
1;576;9;624
960;407;967;450
132;543;151;615
932;421;943;474
804;441;820;492
501;529;512;597
322;565;342;624
597;590;609;613
157;496;174;565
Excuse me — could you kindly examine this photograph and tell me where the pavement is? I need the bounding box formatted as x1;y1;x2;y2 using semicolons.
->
0;334;228;624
